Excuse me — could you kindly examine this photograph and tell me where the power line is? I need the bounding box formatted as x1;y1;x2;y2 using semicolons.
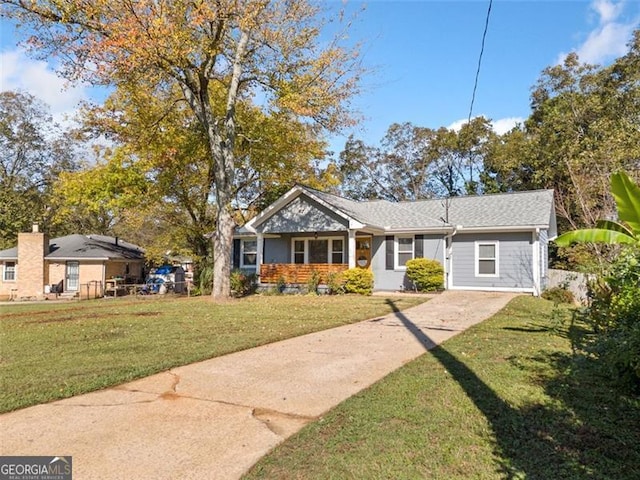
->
468;0;493;125
466;0;492;193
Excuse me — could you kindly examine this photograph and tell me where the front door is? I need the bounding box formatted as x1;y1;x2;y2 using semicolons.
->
66;261;79;291
355;237;372;268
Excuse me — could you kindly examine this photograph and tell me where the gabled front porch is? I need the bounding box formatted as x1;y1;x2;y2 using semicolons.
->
232;186;380;289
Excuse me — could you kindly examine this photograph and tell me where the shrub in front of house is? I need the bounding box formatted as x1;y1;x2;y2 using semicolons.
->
405;258;444;292
541;286;575;304
306;269;321;295
230;269;257;297
326;271;346;295
341;268;374;295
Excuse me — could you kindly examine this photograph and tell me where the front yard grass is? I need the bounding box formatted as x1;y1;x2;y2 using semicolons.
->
246;296;640;480
0;294;426;413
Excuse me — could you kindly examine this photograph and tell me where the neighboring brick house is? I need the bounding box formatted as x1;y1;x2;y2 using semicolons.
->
0;225;145;300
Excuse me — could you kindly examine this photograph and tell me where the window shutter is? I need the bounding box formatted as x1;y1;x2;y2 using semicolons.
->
232;239;240;269
415;235;424;258
385;236;394;270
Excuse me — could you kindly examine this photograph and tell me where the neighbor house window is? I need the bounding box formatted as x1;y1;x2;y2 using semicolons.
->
291;237;346;264
3;261;16;281
395;236;414;269
476;241;499;276
241;239;257;267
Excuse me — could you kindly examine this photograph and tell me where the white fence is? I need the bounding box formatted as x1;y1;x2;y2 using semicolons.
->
547;269;590;304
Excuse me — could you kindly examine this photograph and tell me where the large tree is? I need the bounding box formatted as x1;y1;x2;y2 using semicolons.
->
61;80;336;287
483;31;640;231
2;0;362;299
0;90;76;248
337;117;494;201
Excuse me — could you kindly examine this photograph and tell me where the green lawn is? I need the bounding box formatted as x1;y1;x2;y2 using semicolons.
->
0;294;426;413
246;296;640;480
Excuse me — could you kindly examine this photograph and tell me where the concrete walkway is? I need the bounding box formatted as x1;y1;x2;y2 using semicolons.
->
0;291;516;479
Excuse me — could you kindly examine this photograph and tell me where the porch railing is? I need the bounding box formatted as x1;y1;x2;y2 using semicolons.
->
260;263;348;284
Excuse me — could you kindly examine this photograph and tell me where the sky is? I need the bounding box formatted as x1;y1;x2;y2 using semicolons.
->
1;0;639;156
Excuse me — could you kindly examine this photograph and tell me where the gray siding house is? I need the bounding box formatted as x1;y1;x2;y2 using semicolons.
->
233;186;557;295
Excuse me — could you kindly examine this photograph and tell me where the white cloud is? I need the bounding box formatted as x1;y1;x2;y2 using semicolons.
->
491;117;524;135
446;116;523;135
446;118;468;132
0;48;90;125
575;21;635;64
593;0;624;24
557;0;639;65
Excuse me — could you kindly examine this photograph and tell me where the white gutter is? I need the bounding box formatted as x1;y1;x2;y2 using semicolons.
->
455;225;548;233
383;227;455;234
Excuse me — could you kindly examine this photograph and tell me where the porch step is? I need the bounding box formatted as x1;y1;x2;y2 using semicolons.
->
58;292;79;300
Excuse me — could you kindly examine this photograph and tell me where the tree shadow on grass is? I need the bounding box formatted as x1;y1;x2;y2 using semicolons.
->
385;299;640;480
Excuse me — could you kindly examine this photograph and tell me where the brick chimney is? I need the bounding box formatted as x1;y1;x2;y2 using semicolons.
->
17;224;49;298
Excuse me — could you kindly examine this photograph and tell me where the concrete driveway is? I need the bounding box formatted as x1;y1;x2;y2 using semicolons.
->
0;291;516;479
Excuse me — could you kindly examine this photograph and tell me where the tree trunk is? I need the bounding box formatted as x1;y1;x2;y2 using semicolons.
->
212;205;234;300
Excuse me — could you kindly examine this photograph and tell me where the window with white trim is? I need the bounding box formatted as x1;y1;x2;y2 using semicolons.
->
395;235;414;269
3;261;16;281
476;241;499;277
240;239;257;267
331;239;344;264
293;240;305;264
291;237;345;264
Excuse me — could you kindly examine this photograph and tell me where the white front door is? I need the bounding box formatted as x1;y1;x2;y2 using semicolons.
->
66;261;79;291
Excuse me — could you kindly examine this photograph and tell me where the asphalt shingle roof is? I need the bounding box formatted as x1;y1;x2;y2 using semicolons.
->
0;234;144;260
301;186;554;230
403;189;556;228
304;187;445;229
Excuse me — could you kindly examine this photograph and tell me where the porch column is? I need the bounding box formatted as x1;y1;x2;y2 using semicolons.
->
348;229;356;269
256;232;263;279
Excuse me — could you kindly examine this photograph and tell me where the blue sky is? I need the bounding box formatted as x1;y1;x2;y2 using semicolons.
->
1;0;639;155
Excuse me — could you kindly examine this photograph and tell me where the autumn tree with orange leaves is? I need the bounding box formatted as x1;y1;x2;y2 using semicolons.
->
1;0;362;299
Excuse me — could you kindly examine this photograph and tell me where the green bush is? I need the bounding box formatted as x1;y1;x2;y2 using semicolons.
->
195;261;213;295
230;269;257;297
341;268;374;295
584;248;640;391
541;286;575;304
306;269;321;295
405;258;444;292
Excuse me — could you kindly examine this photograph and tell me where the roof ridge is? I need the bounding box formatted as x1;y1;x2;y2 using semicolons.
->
391;201;452;226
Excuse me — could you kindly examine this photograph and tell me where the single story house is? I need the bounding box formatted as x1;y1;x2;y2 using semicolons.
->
232;185;557;295
0;225;145;300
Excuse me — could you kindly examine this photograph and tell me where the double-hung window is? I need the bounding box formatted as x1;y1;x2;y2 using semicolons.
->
395;236;414;269
293;240;305;264
476;241;499;277
331;239;344;264
3;261;16;281
240;240;257;267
